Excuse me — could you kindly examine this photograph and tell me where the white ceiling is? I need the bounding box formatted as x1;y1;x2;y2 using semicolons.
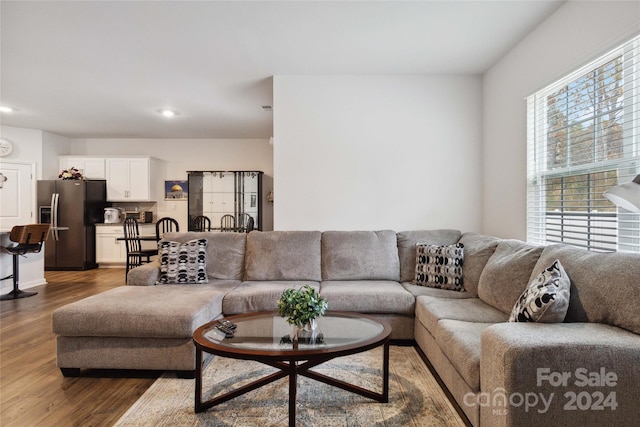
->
0;1;564;139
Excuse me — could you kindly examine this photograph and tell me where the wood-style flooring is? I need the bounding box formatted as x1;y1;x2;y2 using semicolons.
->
0;269;158;427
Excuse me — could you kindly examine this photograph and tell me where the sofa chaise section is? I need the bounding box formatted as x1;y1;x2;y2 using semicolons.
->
52;232;248;374
53;283;238;375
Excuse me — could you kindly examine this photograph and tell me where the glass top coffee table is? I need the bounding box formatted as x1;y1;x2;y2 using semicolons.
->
192;311;392;427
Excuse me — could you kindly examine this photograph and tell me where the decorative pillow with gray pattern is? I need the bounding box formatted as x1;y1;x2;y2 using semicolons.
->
508;259;570;322
156;238;208;284
414;243;464;291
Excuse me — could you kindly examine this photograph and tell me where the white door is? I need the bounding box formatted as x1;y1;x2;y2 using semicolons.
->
0;161;35;230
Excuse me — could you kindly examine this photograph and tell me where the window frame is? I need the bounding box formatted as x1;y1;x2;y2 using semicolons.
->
527;35;640;253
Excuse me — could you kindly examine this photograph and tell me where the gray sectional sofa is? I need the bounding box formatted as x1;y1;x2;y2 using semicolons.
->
52;229;640;426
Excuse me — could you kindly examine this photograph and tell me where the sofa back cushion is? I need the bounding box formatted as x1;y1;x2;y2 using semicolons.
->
162;232;246;280
321;230;400;281
532;244;640;334
244;231;322;281
396;229;461;283
477;240;544;314
457;232;500;297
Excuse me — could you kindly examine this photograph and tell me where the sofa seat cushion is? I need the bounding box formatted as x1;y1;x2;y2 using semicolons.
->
434;320;495;392
396;229;462;283
415;295;508;335
321;231;400;281
244;231;322;281
52;282;239;339
222;281;320;315
402;282;474;299
319;280;415;314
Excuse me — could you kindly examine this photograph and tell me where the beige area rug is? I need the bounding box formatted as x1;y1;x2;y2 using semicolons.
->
115;346;467;427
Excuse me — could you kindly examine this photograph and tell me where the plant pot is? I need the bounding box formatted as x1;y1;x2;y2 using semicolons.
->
293;319;319;345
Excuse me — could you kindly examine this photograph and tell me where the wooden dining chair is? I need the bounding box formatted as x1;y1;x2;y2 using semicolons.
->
191;215;211;232
245;215;255;233
123;217;158;280
236;213;251;232
156;217;179;241
0;224;50;300
220;214;236;232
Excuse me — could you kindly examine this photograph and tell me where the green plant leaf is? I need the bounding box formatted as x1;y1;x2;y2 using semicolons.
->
277;285;328;326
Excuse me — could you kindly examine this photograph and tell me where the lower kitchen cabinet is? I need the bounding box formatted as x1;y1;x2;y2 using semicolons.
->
95;224;157;265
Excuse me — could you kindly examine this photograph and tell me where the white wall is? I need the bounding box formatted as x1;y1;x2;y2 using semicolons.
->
42;131;71;178
273;75;482;231
70;138;274;230
0;126;64;290
482;0;640;239
0;125;45;178
0;126;71;179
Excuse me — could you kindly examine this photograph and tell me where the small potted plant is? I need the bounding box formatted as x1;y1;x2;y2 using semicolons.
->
277;285;328;343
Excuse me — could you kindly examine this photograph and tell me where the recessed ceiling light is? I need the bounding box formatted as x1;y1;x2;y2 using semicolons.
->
160;109;177;117
0;106;14;113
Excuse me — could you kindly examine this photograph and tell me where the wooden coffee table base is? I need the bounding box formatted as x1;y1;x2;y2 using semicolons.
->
194;341;390;427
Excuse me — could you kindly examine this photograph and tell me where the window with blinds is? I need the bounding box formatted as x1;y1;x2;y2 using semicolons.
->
527;34;640;253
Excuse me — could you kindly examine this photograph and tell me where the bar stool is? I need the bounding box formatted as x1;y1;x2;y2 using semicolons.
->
0;224;50;300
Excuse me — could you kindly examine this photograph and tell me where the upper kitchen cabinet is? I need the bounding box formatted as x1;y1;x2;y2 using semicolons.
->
106;157;159;201
59;156;106;179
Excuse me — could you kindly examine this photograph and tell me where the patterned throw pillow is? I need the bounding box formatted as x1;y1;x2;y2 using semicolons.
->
156;239;208;284
508;259;570;322
414;243;464;292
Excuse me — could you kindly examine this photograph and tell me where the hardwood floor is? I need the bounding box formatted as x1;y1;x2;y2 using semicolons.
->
0;269;158;427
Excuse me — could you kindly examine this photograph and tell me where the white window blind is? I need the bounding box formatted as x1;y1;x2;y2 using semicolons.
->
527;34;640;253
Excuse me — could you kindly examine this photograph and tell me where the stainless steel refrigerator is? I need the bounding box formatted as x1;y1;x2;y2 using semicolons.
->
37;180;109;270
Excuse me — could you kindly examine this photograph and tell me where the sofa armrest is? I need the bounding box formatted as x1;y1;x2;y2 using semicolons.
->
479;322;640;427
127;261;161;286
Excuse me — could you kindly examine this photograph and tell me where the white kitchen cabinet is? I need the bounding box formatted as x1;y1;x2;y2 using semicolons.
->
95;224;157;265
59;156;106;179
95;226;127;264
106;157;158;201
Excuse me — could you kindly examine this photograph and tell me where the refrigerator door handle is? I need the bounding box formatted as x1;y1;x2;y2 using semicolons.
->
52;193;60;241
